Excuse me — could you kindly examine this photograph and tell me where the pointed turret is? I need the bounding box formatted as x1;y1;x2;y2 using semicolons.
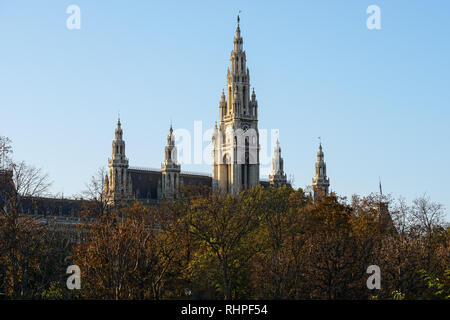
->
373;178;396;234
219;89;227;119
161;124;181;199
115;116;123;140
106;117;133;204
167;124;175;148
233;14;243;52
312;142;330;201
269;138;287;188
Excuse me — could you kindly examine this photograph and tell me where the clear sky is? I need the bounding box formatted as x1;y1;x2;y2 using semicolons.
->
1;1;449;219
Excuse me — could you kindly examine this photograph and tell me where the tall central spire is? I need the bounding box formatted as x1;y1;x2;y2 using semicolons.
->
212;15;260;195
224;14;252;119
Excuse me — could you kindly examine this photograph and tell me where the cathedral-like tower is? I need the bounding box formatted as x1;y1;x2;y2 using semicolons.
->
105;117;133;204
269;139;287;188
212;15;260;195
312;143;330;200
161;125;180;199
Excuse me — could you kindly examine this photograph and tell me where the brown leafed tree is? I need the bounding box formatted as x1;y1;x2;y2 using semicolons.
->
0;137;58;299
187;188;261;300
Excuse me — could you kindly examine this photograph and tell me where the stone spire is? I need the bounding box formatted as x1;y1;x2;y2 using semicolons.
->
227;13;250;118
106;116;133;204
164;124;178;166
161;124;181;199
234;14;243;52
269;138;287;188
212;15;260;195
312;142;330;201
111;116;127;163
115;116;122;140
219;89;227;119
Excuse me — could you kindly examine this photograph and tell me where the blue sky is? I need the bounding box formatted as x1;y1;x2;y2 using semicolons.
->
0;1;449;219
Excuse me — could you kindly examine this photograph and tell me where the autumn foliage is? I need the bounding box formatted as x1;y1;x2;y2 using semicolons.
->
1;184;449;300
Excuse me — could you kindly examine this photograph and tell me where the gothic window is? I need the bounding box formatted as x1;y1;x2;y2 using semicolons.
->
116;145;118;154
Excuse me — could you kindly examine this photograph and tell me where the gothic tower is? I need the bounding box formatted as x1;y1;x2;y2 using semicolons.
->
105;117;133;204
212;15;260;195
161;125;180;199
269;139;287;188
312;143;330;201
